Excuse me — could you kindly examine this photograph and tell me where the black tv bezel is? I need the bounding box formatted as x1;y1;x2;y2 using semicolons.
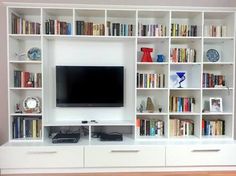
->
56;66;124;107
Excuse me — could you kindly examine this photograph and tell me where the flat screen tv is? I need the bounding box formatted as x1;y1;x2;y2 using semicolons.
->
56;66;124;107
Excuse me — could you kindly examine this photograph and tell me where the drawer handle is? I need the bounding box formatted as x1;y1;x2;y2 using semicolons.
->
192;149;221;153
110;150;140;153
27;151;58;155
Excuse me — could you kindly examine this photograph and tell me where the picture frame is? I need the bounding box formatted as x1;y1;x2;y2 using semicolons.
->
209;97;223;112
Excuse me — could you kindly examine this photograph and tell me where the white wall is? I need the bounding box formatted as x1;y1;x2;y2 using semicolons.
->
1;0;236;144
0;2;8;145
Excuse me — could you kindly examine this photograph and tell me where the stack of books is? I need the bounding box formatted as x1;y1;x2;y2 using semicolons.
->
11;14;40;34
204;25;227;37
138;23;167;36
170;48;196;63
136;118;164;136
107;21;134;36
202;119;225;136
76;21;105;35
12;116;42;139
137;72;165;88
14;70;42;88
45;19;72;35
169;96;195;112
202;73;225;88
171;24;197;37
170;118;194;136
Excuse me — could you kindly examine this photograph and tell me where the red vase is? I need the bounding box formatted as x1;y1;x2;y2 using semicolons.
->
141;48;153;62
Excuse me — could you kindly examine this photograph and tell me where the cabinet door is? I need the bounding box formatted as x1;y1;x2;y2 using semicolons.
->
85;145;165;167
0;146;84;168
166;144;236;166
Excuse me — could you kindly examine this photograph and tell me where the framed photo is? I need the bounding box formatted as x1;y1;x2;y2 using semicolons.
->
210;97;223;112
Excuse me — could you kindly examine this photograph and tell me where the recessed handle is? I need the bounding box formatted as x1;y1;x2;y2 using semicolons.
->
110;150;140;153
191;149;221;153
27;151;58;155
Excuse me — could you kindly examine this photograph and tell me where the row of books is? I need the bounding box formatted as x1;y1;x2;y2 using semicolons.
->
11;14;40;34
14;70;42;88
76;21;105;35
170;48;197;63
171;24;197;37
137;73;165;88
202;119;225;136
202;73;225;88
204;25;227;37
107;21;134;36
45;19;72;35
12;116;42;139
136;118;164;136
169;96;195;112
138;23;167;37
169;118;194;136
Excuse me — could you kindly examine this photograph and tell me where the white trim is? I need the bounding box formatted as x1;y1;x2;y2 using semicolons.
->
3;166;236;174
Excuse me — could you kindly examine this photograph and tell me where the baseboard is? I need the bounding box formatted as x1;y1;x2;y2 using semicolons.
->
2;166;236;175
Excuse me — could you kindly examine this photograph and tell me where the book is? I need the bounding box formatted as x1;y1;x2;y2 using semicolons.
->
12;116;42;139
137;118;164;137
136;119;140;136
14;70;42;88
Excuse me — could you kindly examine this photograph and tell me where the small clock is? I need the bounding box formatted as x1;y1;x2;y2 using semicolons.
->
206;49;220;62
27;47;41;61
23;96;41;113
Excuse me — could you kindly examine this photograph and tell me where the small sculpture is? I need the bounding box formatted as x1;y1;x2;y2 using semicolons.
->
138;104;144;113
176;71;186;88
146;97;154;113
15;103;22;113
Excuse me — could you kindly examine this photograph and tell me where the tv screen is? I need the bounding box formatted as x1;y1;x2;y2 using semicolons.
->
56;66;124;107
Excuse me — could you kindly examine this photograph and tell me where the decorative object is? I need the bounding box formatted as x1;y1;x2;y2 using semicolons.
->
146;97;154;113
157;54;165;62
14;52;26;60
138;104;144;113
206;49;220;62
141;47;153;62
15;103;22;113
158;107;162;113
210;97;223;112
23;96;41;113
176;71;186;88
27;47;41;61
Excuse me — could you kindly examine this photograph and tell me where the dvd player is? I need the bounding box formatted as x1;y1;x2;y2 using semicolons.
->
100;133;123;141
52;133;80;143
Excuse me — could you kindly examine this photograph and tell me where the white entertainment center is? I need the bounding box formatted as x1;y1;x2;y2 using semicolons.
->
1;3;236;174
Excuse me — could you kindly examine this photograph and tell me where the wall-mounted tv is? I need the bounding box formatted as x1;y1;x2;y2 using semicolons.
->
56;66;124;107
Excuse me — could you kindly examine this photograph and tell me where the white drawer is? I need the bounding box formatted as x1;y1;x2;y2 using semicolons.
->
85;145;165;167
0;146;84;169
166;144;236;166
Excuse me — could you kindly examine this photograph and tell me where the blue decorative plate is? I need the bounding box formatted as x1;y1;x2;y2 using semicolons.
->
206;49;220;62
27;47;41;60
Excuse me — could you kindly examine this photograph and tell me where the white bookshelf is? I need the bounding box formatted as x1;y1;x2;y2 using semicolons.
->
6;7;235;143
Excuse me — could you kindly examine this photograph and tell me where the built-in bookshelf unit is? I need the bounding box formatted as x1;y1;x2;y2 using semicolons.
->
6;7;235;144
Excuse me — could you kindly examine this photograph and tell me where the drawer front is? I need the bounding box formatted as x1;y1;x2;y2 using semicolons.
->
85;145;165;167
166;145;236;166
0;146;84;169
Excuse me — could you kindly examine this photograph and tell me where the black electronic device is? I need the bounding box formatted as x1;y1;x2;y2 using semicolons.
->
82;120;88;124
52;133;80;143
100;132;123;141
56;66;124;107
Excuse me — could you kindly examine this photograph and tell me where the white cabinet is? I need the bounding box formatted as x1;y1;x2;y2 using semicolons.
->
85;145;165;167
0;146;84;169
166;144;236;166
2;4;236;174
